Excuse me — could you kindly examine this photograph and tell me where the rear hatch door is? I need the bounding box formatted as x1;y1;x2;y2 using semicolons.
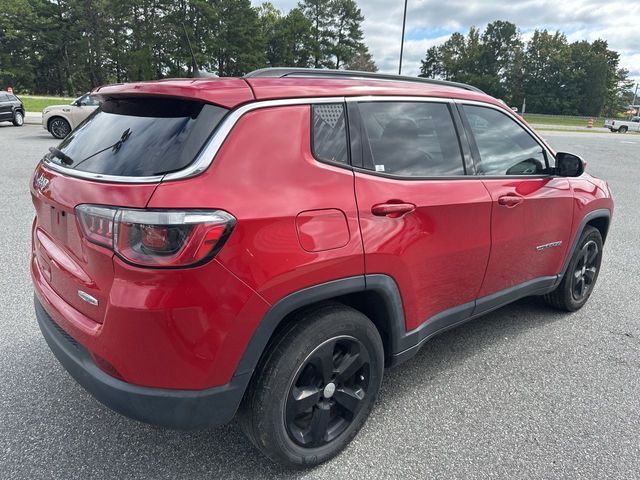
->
32;95;231;324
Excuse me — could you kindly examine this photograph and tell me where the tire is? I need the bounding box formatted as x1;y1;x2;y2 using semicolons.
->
544;226;603;311
239;303;384;468
12;110;24;127
48;117;71;139
619;126;628;133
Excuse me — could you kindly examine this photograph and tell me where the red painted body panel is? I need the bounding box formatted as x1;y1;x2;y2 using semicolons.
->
478;177;574;297
353;175;492;331
91;78;255;108
30;164;157;324
33;248;270;389
30;75;614;399
147;106;364;304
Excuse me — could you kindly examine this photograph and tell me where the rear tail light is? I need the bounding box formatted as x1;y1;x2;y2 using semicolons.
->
75;205;235;268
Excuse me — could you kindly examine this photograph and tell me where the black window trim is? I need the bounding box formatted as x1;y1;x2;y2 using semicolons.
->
310;102;352;168
456;101;554;179
347;98;470;181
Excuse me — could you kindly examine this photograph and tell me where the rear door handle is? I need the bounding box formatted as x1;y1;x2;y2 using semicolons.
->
498;195;524;207
371;202;416;218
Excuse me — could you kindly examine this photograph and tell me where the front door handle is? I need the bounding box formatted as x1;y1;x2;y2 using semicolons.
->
371;202;416;218
498;195;524;208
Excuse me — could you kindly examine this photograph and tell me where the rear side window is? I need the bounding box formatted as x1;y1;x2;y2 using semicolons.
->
48;97;228;177
358;101;465;176
463;105;547;176
312;104;348;164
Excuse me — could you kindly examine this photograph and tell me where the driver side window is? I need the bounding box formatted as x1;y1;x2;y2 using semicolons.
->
464;105;547;176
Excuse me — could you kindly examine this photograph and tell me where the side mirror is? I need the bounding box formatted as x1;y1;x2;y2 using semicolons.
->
555;152;585;177
73;100;82;107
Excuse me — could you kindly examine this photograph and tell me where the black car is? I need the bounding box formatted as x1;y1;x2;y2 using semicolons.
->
0;91;25;126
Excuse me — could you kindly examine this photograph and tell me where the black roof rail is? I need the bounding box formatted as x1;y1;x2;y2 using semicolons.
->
243;67;484;94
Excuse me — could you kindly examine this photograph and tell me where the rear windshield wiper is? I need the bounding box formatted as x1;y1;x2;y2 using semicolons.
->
48;147;74;166
72;128;133;169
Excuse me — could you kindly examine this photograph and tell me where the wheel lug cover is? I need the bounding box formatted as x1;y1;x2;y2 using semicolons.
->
323;382;336;399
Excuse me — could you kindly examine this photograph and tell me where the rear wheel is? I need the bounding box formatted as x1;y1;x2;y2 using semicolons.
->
12;111;24;127
49;117;71;139
544;226;603;311
619;126;628;133
239;304;384;467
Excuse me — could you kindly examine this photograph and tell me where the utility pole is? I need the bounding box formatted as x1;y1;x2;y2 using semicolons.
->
398;0;408;75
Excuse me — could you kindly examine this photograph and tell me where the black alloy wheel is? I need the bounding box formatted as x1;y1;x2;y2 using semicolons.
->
571;240;599;302
544;225;603;311
285;335;371;448
239;304;383;467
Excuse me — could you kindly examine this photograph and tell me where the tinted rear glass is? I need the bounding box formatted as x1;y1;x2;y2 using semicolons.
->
47;97;228;177
358;101;465;176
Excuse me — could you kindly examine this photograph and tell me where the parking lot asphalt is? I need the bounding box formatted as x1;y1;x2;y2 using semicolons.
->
0;124;638;479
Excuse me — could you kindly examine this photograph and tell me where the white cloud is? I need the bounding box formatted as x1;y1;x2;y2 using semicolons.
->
252;0;640;84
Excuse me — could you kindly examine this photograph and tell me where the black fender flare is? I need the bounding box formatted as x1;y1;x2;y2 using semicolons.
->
232;274;407;379
557;208;611;283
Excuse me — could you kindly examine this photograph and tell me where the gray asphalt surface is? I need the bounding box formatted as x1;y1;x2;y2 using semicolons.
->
1;124;638;479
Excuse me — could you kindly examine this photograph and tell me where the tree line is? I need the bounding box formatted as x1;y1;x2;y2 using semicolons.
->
1;3;633;117
0;0;376;96
419;21;634;116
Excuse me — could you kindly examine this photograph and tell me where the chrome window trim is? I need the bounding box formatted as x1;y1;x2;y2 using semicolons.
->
42;96;346;184
42;94;538;184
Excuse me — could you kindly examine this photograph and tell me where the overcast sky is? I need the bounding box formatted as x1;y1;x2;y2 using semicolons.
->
253;0;640;85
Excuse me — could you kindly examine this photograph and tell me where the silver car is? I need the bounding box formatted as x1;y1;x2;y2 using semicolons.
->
42;93;100;139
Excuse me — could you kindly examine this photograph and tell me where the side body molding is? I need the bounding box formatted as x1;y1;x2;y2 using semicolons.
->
233;208;612;379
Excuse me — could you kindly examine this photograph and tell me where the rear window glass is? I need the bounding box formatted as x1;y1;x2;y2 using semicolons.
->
47;97;228;177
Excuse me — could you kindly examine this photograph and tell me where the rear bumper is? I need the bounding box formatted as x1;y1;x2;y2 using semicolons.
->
35;296;249;429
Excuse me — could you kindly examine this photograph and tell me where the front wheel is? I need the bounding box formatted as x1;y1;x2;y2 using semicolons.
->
544;226;603;311
239;304;384;467
12;111;24;127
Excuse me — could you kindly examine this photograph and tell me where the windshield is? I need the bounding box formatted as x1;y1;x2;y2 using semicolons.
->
46;97;228;177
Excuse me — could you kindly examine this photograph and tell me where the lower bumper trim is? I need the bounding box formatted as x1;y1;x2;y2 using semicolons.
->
34;296;248;429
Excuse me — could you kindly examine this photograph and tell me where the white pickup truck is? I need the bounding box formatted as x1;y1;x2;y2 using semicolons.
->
604;116;640;133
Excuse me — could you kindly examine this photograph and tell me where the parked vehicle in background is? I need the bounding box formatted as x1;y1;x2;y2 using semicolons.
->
0;91;25;127
42;93;100;139
31;68;614;468
604;117;640;133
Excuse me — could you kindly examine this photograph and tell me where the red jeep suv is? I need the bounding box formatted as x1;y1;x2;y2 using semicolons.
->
31;68;613;467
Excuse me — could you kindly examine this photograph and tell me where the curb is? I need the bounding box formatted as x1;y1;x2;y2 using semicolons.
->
25;112;43;125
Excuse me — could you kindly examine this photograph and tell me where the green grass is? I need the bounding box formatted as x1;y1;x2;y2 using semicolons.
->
18;95;75;113
523;114;605;128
